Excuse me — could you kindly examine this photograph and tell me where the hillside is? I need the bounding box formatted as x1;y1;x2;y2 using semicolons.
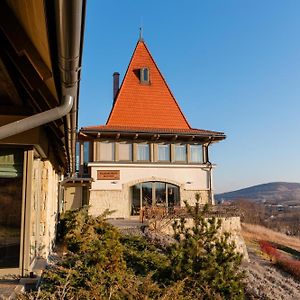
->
215;182;300;204
241;223;300;299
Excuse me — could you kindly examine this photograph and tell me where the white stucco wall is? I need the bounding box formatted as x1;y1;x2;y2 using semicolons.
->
89;163;212;190
88;163;214;218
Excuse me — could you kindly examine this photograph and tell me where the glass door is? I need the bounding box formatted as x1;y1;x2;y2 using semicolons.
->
155;182;166;207
141;182;153;207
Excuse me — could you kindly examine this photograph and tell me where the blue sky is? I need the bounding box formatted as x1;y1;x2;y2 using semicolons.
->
79;1;300;193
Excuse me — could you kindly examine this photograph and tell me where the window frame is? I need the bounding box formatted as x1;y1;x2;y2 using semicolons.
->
99;141;115;162
118;142;133;162
189;144;203;163
157;143;170;162
174;143;187;162
140;67;150;84
136;143;150;162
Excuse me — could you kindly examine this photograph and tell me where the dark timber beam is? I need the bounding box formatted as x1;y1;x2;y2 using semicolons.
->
0;59;22;105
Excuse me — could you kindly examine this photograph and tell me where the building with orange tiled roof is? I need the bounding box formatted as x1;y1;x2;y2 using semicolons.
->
78;36;225;218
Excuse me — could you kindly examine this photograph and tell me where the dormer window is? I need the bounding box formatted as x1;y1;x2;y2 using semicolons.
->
140;67;150;84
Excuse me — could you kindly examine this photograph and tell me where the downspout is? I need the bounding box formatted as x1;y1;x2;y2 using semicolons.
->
55;0;84;176
205;138;214;205
0;95;74;140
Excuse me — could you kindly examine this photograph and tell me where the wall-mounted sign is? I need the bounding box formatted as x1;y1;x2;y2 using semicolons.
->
97;170;120;180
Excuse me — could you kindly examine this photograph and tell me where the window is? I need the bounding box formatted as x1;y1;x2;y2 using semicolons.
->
118;142;132;161
190;145;202;163
99;142;114;161
174;144;186;162
137;143;150;161
0;148;24;269
131;181;180;215
83;142;89;163
158;144;170;161
140;67;150;84
83;142;90;174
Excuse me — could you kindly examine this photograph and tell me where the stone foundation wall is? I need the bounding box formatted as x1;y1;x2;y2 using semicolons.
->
181;190;209;206
89;190;128;218
152;216;248;260
89;188;211;219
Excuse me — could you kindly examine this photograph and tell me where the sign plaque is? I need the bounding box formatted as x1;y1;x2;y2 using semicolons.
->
97;170;120;180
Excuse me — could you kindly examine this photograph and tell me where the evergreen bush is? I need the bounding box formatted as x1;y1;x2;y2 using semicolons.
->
20;197;245;300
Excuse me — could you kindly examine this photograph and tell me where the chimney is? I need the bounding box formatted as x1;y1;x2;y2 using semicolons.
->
113;72;120;104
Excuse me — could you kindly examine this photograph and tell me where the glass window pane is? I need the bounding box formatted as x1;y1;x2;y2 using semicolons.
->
155;182;166;206
83;142;89;163
0;148;23;269
158;144;170;161
167;184;180;207
0;149;23;178
118;143;132;161
137;144;149;161
175;144;186;161
99;142;114;161
190;145;202;163
143;68;149;81
131;184;141;215
142;182;152;206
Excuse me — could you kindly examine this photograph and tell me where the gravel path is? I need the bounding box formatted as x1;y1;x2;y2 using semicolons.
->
244;247;300;299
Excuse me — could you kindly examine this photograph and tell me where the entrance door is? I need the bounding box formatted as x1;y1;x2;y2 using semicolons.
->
130;181;180;216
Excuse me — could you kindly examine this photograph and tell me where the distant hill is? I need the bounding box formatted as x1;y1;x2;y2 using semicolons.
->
215;182;300;205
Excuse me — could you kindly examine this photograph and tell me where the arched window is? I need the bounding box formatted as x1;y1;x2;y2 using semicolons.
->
131;181;180;215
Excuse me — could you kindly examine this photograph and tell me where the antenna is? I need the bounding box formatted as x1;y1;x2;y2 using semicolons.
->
139;17;144;41
139;27;144;41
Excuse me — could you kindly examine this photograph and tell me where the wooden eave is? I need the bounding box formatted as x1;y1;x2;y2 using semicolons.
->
0;1;68;170
79;129;226;144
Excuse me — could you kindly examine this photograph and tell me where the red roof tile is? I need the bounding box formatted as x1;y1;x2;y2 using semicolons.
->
106;40;191;129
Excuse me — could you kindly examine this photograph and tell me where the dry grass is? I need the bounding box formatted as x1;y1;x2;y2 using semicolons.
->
241;223;300;252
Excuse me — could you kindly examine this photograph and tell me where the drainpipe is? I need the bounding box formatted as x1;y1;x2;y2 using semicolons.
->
55;0;84;176
204;138;214;205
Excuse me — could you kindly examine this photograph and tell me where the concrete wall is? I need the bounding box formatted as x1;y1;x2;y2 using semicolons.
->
89;163;213;218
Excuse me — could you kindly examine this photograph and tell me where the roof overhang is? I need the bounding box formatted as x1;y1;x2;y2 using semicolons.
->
79;128;226;144
0;0;86;174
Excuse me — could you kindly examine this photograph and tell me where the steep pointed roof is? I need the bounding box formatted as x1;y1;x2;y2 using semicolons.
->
81;39;225;142
106;40;191;129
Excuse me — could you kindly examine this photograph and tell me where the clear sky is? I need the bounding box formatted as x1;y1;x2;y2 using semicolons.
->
79;0;300;193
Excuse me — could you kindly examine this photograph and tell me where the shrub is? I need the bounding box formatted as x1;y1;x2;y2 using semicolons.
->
168;196;245;299
21;201;245;299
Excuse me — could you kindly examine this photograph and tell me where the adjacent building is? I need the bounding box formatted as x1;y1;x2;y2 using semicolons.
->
79;37;226;218
0;0;86;277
